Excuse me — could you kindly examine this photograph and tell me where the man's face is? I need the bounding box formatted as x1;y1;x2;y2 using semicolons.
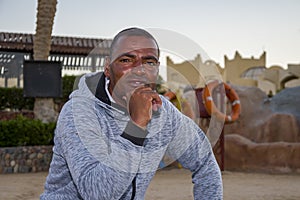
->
104;35;160;105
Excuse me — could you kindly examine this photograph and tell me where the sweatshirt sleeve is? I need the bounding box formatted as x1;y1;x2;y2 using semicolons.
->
121;120;148;146
53;101;140;199
165;110;223;199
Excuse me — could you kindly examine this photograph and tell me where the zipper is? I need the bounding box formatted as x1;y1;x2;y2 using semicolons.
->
130;176;137;200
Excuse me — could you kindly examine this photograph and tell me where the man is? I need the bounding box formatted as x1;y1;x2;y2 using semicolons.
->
41;27;223;199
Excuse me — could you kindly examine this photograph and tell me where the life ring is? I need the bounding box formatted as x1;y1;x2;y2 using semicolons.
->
164;91;176;101
164;91;182;111
202;80;241;123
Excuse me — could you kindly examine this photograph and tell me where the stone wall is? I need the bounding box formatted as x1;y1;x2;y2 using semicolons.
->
223;86;300;173
225;134;300;173
0;146;53;174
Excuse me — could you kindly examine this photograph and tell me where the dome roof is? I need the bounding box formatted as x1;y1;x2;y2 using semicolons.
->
241;66;266;80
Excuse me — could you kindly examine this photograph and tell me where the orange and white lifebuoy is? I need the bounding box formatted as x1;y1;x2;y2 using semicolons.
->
163;91;182;111
202;80;241;123
163;91;176;101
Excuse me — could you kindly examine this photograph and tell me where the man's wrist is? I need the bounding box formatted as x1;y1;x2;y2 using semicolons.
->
121;120;148;146
130;119;147;130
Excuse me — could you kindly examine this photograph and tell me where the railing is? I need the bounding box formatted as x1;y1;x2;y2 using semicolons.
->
0;51;106;88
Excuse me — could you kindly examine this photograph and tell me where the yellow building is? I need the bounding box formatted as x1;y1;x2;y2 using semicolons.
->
223;51;265;87
166;54;223;91
166;51;300;94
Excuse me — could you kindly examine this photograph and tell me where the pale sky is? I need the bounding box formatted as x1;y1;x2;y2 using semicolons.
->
1;0;300;68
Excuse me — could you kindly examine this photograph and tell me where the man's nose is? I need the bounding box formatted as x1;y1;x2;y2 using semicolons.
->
134;59;143;67
131;60;146;75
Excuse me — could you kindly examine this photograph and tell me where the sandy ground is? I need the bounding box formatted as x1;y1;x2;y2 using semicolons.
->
0;169;300;200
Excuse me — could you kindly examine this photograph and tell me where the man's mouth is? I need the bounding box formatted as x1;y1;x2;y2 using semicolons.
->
128;79;147;88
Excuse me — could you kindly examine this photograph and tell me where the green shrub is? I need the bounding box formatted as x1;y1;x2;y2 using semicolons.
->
0;87;34;110
0;76;77;147
0;115;55;147
54;75;77;106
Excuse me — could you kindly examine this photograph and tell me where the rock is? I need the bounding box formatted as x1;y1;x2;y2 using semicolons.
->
270;86;300;120
14;164;19;173
225;134;300;173
26;159;32;166
29;153;37;159
224;86;300;143
37;153;43;159
10;160;15;167
254;113;300;142
5;160;9;167
4;167;13;173
19;166;30;173
4;153;10;160
191;85;300;172
32;166;36;173
22;147;28;152
0;146;53;174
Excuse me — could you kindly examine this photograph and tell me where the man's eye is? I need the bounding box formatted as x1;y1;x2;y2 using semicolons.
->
145;61;158;66
119;58;133;63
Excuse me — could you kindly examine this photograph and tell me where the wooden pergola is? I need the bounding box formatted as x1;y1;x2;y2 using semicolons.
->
0;32;112;87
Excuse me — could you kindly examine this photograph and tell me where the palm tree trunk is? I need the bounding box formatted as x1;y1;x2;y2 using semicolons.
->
33;0;58;123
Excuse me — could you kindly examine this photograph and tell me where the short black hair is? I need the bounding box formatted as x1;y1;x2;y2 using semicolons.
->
109;27;160;58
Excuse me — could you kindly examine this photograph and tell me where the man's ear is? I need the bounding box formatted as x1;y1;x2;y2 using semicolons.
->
104;56;111;78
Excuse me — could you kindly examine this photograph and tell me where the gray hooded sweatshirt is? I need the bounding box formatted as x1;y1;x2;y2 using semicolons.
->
40;72;223;200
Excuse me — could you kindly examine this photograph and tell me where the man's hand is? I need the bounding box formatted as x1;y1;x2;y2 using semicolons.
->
126;85;162;129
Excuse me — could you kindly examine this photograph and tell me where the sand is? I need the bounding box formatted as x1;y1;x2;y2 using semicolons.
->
0;169;300;200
